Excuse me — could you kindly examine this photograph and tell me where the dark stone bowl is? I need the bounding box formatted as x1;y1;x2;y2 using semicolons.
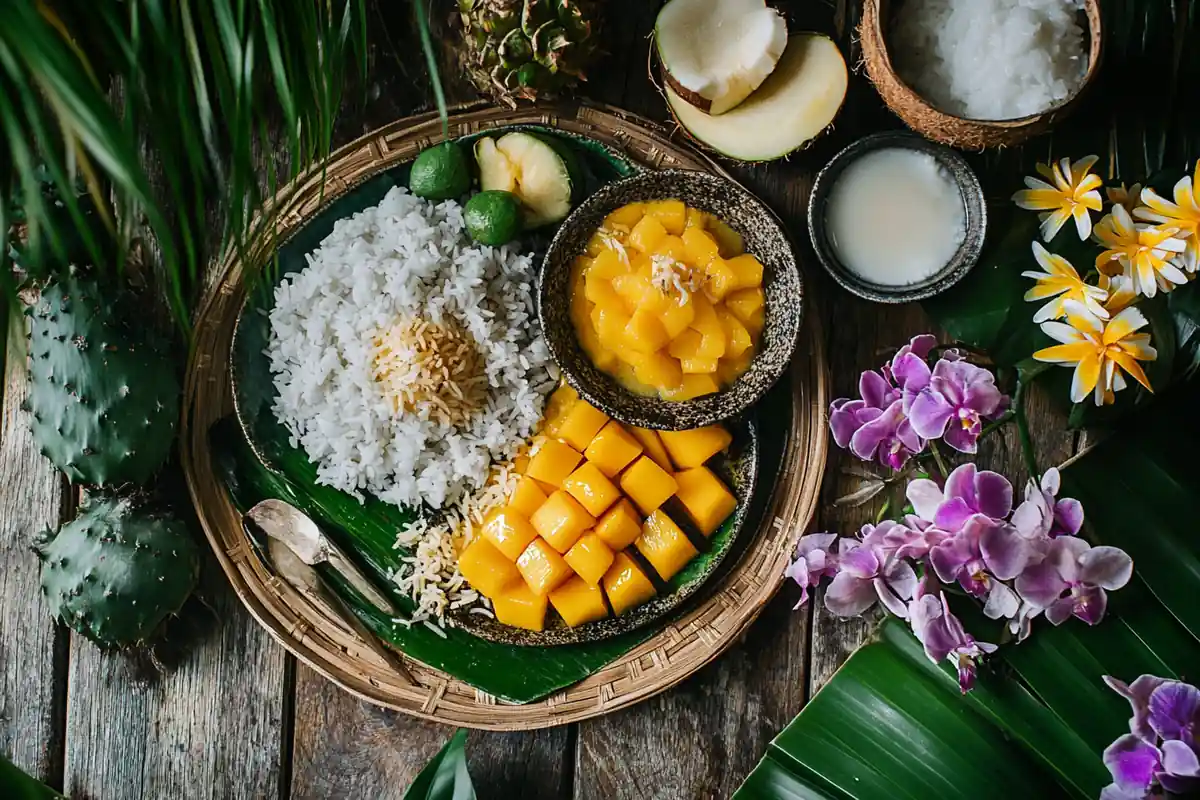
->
539;169;803;431
807;131;987;304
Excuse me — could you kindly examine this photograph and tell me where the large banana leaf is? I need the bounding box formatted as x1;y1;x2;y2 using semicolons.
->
734;380;1200;799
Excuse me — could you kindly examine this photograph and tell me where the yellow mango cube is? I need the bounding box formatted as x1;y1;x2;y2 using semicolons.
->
645;199;687;235
603;552;657;616
681;227;719;267
635;509;699;581
612;272;665;313
562;461;621;517
619;455;679;515
557;400;610;452
717;351;754;386
623;308;671;354
659;425;733;469
718;308;752;358
654;235;689;265
659;299;695;339
593;498;643;550
563;532;616;585
689;296;727;359
667;328;702;360
605;202;645;229
526;438;582;488
516;538;575;596
584;421;644;478
675;466;738;536
632;351;683;391
458;538;522;598
707;217;744;258
480;507;540;561
726;287;765;326
744;306;765;338
514;453;530;474
590;247;630;281
540;383;579;437
680;356;719;374
704;258;738;301
629;214;667;254
491;584;548;631
530;489;596;553
584;271;624;309
628;427;673;472
592;304;631;346
726;254;764;289
585;235;606;257
509;476;549;519
549;575;609;627
661;373;721;401
578;323;619;372
685;207;707;229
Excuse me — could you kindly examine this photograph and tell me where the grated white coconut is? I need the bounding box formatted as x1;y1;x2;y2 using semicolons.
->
891;0;1088;121
266;187;557;511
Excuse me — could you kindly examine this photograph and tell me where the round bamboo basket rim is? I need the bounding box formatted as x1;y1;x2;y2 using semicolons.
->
180;100;829;730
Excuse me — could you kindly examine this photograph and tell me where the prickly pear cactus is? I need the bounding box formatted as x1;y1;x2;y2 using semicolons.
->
34;495;200;649
27;274;180;486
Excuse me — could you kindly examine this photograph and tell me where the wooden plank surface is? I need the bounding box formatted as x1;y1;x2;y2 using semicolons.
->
0;344;69;789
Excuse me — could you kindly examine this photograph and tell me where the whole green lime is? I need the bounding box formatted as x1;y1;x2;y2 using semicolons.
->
465;191;524;246
409;141;471;200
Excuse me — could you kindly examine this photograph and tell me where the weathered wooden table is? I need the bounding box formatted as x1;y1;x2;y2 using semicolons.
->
0;2;1080;798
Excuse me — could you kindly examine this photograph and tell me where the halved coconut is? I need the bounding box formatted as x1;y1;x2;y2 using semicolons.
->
656;0;788;116
665;33;848;162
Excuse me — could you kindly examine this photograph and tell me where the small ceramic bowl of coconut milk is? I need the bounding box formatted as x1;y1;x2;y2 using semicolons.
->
807;131;986;303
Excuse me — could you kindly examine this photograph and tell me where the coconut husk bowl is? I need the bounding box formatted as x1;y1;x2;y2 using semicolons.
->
860;0;1103;150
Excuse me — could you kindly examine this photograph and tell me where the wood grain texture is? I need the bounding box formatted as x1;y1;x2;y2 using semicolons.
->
0;346;69;787
62;552;289;800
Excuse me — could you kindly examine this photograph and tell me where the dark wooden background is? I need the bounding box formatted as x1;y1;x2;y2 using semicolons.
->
0;1;1081;798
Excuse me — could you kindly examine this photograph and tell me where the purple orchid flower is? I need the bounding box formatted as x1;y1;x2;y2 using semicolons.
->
1106;674;1171;743
829;370;899;448
883;334;939;408
824;531;918;618
909;360;1010;454
907;582;997;694
1011;467;1085;539
829;369;925;471
1015;537;1133;625
875;516;950;561
1101;677;1200;799
785;533;838;609
908;463;1015;531
926;515;1029;618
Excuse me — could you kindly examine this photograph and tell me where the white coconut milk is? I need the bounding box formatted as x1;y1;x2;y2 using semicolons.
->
825;148;966;286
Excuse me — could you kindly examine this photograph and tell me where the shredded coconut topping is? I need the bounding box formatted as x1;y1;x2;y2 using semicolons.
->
650;254;703;305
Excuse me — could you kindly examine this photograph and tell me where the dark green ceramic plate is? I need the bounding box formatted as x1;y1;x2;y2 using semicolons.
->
228;125;762;647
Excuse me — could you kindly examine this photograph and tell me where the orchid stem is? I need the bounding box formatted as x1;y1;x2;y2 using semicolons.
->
1013;379;1040;482
980;410;1016;438
874;499;891;524
929;441;950;480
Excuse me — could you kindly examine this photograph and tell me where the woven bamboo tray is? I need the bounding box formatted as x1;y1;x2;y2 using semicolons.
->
180;101;829;730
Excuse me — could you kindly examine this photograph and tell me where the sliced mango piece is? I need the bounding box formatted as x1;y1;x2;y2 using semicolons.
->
530;489;597;553
707;217;744;258
667;328;702;361
628;427;673;472
623;308;671;354
604;202;645;229
602;552;657;616
480;507;540;561
661;374;721;401
563;532;616;586
516;538;574;596
548;575;609;627
654;235;689;265
590;247;630;281
681;227;719;267
635;509;699;581
703;258;738;301
584;271;624;308
557;400;610;452
541;383;579;435
689;295;727;359
562;462;622;517
717;350;755;385
491;584;548;631
526;439;582;488
612;272;664;313
685;207;707;229
659;298;696;340
645;199;687;235
592;304;631;345
577;320;619;372
725;254;764;289
458;538;522;597
726;287;765;326
584;421;644;478
680;356;719;374
629;214;667;254
593;498;643;550
717;308;753;358
509;476;549;519
675;466;738;536
632;351;684;392
619;455;679;515
659;425;733;469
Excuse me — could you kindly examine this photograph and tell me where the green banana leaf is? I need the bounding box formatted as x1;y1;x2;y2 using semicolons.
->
403;729;476;800
735;380;1200;799
0;757;66;800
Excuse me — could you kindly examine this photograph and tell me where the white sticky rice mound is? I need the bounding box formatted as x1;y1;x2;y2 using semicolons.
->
891;0;1088;121
266;186;556;511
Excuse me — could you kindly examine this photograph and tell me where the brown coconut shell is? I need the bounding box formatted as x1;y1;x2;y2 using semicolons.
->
860;0;1103;150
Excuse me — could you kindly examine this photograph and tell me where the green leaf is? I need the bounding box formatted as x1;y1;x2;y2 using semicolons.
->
0;756;66;800
404;729;476;800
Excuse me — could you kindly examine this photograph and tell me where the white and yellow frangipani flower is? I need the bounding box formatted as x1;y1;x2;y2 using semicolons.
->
1012;155;1104;242
1093;204;1189;298
1022;241;1109;322
1034;299;1156;407
1134;161;1200;274
1099;272;1138;315
1106;182;1143;217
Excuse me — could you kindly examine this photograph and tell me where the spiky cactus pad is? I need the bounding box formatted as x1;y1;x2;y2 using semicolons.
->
34;495;200;649
27;275;180;486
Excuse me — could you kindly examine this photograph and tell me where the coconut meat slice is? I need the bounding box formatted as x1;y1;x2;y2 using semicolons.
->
656;0;788;116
